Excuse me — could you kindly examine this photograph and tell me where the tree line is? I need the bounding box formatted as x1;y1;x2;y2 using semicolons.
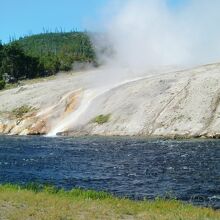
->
0;32;96;90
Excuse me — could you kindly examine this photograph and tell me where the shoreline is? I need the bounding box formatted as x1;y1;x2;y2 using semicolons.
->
0;184;220;220
1;133;220;141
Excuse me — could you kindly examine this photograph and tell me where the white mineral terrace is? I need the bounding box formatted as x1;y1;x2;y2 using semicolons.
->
1;63;220;138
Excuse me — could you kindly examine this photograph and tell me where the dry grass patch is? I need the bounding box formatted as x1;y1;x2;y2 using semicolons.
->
11;105;36;118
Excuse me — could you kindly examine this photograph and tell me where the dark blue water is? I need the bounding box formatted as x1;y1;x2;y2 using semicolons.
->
0;136;220;208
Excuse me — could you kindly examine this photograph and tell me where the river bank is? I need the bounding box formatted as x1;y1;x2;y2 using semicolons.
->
0;184;220;220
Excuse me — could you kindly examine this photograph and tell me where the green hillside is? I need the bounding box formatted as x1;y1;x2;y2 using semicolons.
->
16;32;96;64
0;32;96;90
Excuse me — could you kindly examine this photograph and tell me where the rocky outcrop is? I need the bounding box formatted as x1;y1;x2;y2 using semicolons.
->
1;63;220;138
0;89;80;135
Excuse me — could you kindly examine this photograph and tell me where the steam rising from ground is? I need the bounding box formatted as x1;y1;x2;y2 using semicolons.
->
92;0;220;71
48;0;220;135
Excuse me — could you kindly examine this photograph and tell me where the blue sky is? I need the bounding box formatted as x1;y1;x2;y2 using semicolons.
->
0;0;186;43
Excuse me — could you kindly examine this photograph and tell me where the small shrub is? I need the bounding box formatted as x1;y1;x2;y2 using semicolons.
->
12;105;34;118
92;114;111;124
68;188;112;200
0;80;6;90
25;182;43;192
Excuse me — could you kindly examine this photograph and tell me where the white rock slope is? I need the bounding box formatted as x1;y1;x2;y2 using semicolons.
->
1;63;220;138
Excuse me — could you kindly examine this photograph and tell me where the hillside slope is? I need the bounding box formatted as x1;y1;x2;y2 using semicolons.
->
0;32;96;89
15;32;95;62
1;63;220;138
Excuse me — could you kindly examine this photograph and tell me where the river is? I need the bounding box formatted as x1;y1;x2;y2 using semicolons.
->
0;135;219;208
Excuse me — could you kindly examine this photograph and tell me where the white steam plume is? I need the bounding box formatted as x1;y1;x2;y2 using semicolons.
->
48;0;220;136
92;0;220;71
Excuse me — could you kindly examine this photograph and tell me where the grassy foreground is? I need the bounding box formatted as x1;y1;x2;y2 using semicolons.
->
0;184;219;220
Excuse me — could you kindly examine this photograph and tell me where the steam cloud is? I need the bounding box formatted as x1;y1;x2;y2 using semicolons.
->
92;0;220;72
50;0;220;135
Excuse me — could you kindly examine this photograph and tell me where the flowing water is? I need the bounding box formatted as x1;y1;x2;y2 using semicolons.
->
0;135;220;208
47;76;147;136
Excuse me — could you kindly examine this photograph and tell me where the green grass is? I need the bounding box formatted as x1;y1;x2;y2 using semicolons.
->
92;114;111;124
0;184;220;220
